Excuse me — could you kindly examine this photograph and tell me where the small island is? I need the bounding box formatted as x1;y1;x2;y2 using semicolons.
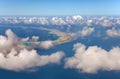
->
22;27;74;47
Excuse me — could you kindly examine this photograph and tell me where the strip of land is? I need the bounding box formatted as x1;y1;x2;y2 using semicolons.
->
22;27;73;47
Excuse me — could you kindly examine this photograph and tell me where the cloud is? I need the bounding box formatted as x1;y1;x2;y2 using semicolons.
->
99;19;113;27
116;19;120;25
106;28;120;37
40;40;54;49
31;36;39;41
0;49;64;71
86;19;93;26
65;43;120;73
1;15;119;27
37;17;49;25
69;27;94;37
0;29;64;71
72;15;83;21
80;27;94;36
50;17;66;25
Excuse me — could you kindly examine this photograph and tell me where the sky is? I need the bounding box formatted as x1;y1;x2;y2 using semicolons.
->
0;0;120;16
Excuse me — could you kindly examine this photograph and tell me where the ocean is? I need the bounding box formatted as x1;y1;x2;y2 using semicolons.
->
0;25;120;79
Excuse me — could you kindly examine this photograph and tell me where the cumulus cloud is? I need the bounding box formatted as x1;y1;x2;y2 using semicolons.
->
116;19;120;24
50;17;66;25
106;28;120;37
86;19;93;26
69;27;94;37
0;15;120;27
80;27;94;36
0;29;64;71
40;40;53;49
65;43;120;73
100;19;113;27
0;49;64;71
72;15;83;21
37;17;49;25
1;15;120;27
31;36;39;41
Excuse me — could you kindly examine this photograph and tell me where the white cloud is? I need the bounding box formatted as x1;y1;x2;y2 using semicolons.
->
80;27;94;36
86;19;93;26
72;15;83;21
1;16;120;27
0;29;64;71
51;17;66;25
69;27;94;37
65;43;120;73
40;40;53;49
100;19;112;27
116;19;120;25
31;36;39;41
37;17;49;25
0;49;64;71
106;28;120;37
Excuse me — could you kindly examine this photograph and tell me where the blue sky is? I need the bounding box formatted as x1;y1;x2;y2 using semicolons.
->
0;0;120;16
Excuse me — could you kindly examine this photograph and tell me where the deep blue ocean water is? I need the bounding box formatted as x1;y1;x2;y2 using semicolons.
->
0;25;120;79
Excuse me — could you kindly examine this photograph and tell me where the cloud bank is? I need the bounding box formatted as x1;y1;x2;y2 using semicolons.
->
0;29;64;71
1;15;120;27
65;43;120;73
